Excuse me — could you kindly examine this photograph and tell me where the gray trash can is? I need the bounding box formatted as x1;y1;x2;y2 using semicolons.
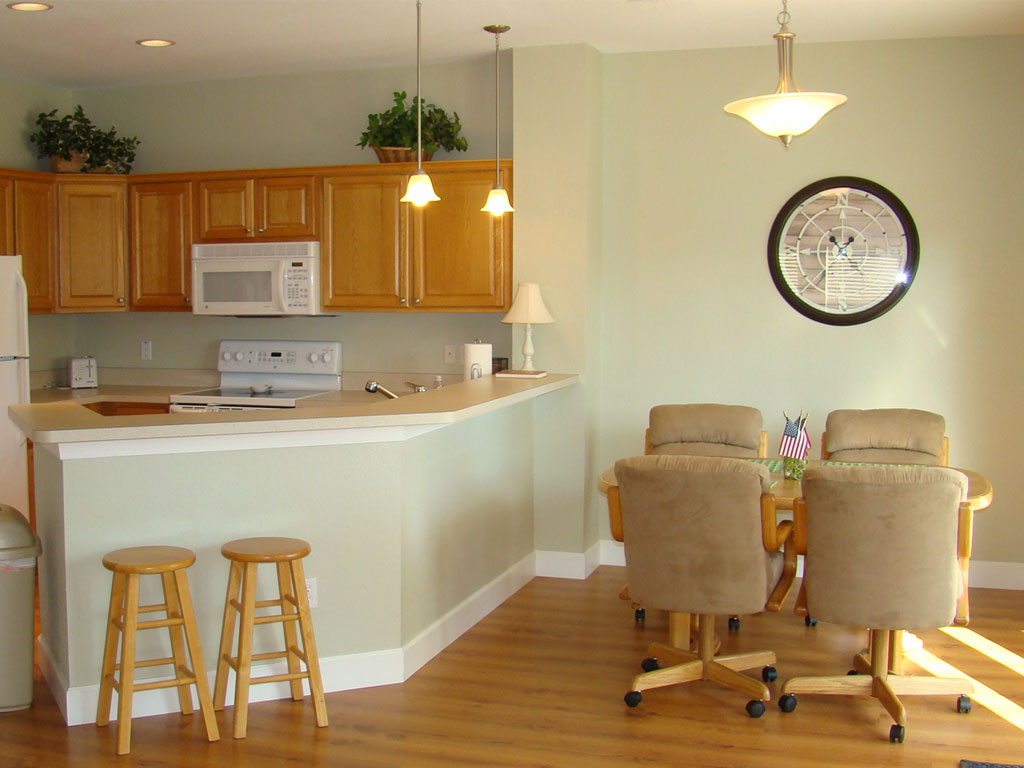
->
0;504;42;712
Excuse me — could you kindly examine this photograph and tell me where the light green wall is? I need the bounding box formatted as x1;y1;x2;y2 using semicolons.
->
595;36;1024;563
76;55;512;173
0;74;69;171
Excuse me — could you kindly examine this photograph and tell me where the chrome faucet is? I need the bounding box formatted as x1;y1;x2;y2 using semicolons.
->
405;381;427;393
365;381;398;399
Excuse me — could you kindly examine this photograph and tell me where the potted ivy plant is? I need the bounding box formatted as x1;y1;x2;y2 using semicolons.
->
357;91;468;163
29;105;140;174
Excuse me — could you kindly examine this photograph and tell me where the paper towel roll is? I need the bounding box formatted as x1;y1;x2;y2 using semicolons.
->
463;342;492;381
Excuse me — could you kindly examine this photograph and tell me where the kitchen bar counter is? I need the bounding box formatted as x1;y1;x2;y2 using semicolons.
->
13;374;578;447
20;372;581;727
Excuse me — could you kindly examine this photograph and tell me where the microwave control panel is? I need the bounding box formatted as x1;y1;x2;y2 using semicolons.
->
284;260;315;311
217;340;342;375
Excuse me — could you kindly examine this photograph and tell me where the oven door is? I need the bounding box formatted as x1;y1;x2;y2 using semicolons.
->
191;257;286;316
169;403;289;413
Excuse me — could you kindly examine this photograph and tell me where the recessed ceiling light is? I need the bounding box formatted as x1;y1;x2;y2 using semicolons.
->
136;39;175;47
6;2;54;11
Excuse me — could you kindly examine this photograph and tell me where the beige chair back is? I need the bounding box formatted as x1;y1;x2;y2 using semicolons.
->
646;404;766;458
801;465;967;630
822;408;948;465
614;455;778;617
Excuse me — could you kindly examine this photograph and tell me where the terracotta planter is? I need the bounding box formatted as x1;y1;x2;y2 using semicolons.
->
49;151;114;174
372;146;435;164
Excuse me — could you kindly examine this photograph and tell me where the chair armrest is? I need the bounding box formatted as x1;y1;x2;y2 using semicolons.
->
955;500;974;626
644;428;653;455
763;493;797;612
793;497;807;556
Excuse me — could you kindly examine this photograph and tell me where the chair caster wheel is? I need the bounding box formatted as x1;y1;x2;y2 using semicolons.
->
624;691;642;708
745;700;766;718
778;693;797;713
728;616;741;631
889;724;905;743
847;669;860;675
634;608;646;624
761;666;777;683
956;694;972;713
641;657;660;672
805;615;818;627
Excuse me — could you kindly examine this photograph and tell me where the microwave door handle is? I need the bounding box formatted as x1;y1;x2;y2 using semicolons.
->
276;263;288;313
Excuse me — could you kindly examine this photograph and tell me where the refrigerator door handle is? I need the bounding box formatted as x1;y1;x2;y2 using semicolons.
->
12;268;29;358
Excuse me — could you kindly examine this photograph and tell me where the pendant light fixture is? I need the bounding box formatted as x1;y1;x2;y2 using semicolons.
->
481;24;513;216
724;0;846;148
401;0;440;206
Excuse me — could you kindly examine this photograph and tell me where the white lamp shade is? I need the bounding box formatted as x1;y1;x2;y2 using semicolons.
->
724;91;847;138
502;282;554;324
401;171;440;206
481;187;514;216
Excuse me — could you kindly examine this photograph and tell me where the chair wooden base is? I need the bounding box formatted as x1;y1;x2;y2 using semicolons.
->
214;537;328;739
96;546;219;755
781;628;973;739
626;612;775;713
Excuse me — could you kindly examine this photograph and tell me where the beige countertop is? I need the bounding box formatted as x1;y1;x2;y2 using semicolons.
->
12;374;580;445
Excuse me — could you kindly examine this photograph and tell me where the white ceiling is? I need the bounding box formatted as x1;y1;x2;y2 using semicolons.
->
1;0;1022;89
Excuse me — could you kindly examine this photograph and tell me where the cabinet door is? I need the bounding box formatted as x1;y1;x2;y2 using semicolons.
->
411;163;512;311
13;179;57;313
0;178;12;254
322;173;409;309
196;178;254;240
257;176;317;239
130;181;193;310
57;180;127;311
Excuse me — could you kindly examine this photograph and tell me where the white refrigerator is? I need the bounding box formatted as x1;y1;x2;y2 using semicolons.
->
0;254;30;518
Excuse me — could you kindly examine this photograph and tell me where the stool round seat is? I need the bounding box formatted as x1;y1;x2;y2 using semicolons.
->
221;537;310;562
102;546;196;574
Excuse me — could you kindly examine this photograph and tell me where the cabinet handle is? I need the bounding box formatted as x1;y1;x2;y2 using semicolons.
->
244;227;252;234
257;227;265;233
400;297;407;304
185;296;191;304
117;297;124;304
414;298;421;305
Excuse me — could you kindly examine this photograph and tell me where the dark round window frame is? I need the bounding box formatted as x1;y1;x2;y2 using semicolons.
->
767;176;920;326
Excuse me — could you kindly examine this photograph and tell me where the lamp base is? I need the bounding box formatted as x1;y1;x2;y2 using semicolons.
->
495;370;548;379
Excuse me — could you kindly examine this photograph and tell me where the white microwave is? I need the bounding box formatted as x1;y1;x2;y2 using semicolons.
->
191;241;324;316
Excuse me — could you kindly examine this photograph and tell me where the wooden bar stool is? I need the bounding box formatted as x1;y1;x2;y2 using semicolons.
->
96;546;219;755
214;537;328;739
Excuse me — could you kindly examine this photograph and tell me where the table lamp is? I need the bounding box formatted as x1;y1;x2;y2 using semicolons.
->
498;282;554;378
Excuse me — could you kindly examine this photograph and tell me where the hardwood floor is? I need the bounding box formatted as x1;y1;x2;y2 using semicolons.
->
3;566;1023;767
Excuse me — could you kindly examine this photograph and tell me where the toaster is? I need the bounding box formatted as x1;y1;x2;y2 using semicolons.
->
68;355;98;388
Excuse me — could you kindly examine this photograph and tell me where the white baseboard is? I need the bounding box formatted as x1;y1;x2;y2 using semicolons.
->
534;542;601;579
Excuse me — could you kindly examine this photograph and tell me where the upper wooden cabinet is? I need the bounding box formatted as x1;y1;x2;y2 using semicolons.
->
0;178;12;255
56;178;128;311
130;181;193;310
322;160;512;312
195;175;317;241
13;178;58;313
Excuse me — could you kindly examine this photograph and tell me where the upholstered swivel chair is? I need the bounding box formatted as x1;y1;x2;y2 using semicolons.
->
646;404;768;459
615;455;793;717
779;465;974;743
820;408;949;466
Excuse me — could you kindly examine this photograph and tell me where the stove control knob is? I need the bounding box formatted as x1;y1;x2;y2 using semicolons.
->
222;351;232;362
308;352;320;363
321;351;333;363
234;351;244;362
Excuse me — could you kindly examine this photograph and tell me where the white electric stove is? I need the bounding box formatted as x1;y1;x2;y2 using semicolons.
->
170;339;342;412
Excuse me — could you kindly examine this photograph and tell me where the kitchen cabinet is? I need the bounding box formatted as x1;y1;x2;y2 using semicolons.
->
0;178;11;254
130;181;193;310
13;177;58;313
195;175;317;241
322;160;512;312
56;178;128;311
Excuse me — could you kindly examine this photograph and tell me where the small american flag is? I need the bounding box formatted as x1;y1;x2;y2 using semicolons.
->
779;411;811;460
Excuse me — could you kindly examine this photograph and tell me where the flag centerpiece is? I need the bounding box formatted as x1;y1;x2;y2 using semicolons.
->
779;411;811;478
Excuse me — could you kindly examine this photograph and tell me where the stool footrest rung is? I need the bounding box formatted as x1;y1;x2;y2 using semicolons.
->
115;655;177;671
253;613;298;626
132;672;198;693
249;670;310;686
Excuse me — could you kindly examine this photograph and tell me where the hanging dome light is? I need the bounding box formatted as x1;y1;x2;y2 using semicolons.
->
401;0;440;206
724;0;846;148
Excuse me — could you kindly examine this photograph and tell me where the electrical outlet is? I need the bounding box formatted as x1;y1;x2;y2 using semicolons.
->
443;344;457;365
305;577;318;608
140;340;152;360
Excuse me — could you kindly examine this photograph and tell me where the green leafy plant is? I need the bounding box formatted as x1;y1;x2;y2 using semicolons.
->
357;91;468;155
29;105;140;174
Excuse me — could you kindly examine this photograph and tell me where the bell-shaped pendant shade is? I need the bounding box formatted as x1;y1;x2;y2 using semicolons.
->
481;186;514;216
724;91;847;140
401;171;440;207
